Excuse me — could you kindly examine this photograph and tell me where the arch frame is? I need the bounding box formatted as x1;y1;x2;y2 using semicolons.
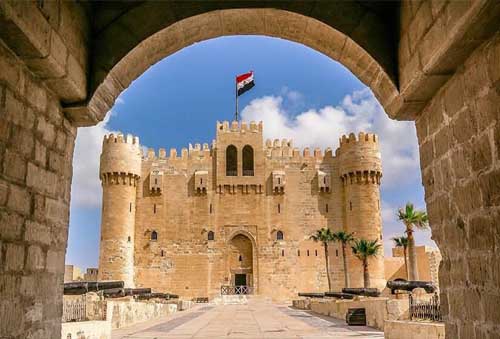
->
227;229;259;292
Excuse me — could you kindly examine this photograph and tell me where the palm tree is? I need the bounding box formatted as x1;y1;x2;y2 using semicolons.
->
332;231;355;288
351;239;382;288
392;236;409;280
310;228;335;291
398;203;429;280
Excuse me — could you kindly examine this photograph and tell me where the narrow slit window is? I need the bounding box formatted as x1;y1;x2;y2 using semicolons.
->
129;202;132;212
281;249;285;257
160;250;164;257
307;250;310;256
209;203;212;214
208;231;215;241
155;178;158;185
298;250;300;256
127;236;131;242
349;201;352;211
239;255;243;262
336;249;339;257
315;250;318;256
276;230;284;241
151;230;158;241
326;204;329;213
153;204;156;214
278;204;281;214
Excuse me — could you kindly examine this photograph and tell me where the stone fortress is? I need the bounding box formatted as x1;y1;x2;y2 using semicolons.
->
98;121;385;300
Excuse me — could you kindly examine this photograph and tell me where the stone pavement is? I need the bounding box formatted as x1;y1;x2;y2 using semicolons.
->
112;299;384;338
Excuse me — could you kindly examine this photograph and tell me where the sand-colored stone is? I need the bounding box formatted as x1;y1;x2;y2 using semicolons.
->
98;122;385;299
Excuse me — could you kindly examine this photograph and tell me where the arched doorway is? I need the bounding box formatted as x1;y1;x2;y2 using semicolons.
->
228;234;254;293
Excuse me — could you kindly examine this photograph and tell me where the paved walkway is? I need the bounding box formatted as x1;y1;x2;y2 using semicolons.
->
112;299;384;339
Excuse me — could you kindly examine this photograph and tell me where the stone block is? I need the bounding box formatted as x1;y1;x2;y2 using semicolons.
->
5;243;24;271
25;30;68;79
26;245;45;271
26;162;58;197
24;220;51;246
46;250;64;273
10;125;35;157
3;149;27;182
36;117;56;144
4;89;25;126
478;169;500;207
0;210;23;241
34;141;47;166
7;183;31;215
0;178;8;206
471;133;492;173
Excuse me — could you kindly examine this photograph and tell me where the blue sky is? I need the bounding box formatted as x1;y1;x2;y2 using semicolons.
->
67;36;434;270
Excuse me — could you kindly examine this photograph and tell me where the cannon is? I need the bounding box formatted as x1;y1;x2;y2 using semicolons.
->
324;292;355;299
64;281;124;295
342;288;380;297
386;280;437;294
298;292;324;298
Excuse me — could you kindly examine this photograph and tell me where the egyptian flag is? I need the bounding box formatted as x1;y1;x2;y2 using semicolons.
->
236;71;255;96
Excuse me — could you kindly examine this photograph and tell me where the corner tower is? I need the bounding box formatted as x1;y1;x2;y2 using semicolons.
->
336;132;385;289
98;133;141;287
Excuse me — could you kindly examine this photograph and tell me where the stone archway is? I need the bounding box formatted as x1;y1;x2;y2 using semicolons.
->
0;2;498;338
228;234;254;290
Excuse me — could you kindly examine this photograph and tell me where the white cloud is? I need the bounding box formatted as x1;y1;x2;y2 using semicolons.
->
241;87;420;189
71;113;115;208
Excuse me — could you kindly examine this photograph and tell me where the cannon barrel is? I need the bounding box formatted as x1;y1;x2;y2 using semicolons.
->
124;288;152;296
64;281;124;295
342;288;380;297
102;288;126;298
324;292;355;299
386;280;437;294
298;292;324;298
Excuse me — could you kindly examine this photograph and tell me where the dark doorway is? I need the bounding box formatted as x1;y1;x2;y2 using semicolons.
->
235;274;246;286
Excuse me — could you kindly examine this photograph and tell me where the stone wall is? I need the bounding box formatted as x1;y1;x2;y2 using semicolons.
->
61;320;111;339
0;34;76;339
415;32;500;337
384;320;445;339
107;299;177;330
305;297;409;330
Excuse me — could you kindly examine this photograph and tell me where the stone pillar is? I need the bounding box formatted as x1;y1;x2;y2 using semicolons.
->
337;133;385;289
415;33;500;338
98;133;141;287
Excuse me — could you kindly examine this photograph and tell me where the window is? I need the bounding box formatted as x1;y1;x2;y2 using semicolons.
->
160;250;164;257
349;201;352;211
226;145;237;176
281;250;285;257
151;230;158;241
208;231;215;241
278;204;281;214
298;250;300;256
242;145;254;176
326;204;329;213
153;204;156;214
209;203;212;214
239;255;243;262
307;250;310;256
129;202;132;212
336;249;339;257
127;236;131;242
276;230;284;241
315;250;318;256
154;178;158;185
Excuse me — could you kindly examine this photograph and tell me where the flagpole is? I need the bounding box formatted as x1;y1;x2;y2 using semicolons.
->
235;79;239;121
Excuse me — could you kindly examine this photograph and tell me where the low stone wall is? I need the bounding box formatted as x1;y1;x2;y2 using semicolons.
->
107;299;178;330
292;298;311;310
384;320;445;339
295;297;409;330
61;320;111;339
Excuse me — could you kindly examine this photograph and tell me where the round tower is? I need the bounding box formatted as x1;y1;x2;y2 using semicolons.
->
336;132;385;290
98;133;141;287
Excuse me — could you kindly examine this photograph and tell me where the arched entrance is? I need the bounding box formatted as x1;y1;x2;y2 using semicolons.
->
227;233;255;294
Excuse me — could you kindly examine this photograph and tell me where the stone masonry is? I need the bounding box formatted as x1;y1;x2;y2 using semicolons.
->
0;1;498;338
98;121;385;300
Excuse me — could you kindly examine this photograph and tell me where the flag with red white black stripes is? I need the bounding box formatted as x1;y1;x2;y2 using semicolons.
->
236;71;255;96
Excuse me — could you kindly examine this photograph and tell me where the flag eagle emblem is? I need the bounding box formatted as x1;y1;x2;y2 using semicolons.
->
236;71;255;96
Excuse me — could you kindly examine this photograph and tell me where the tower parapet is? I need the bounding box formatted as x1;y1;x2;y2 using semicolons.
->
98;133;141;288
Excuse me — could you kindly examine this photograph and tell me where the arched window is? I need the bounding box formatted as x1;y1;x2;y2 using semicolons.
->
276;230;284;241
208;231;215;241
151;230;158;241
226;145;237;176
242;145;254;176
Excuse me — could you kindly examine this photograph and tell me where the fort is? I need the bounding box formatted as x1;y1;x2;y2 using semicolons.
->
98;121;384;300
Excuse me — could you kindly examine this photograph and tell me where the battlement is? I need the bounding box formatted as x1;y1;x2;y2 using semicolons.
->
335;132;379;156
216;120;263;134
143;142;213;161
264;138;334;160
103;133;140;147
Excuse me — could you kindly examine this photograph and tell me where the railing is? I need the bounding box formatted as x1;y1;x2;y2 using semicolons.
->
409;292;442;322
62;296;106;322
221;285;254;295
